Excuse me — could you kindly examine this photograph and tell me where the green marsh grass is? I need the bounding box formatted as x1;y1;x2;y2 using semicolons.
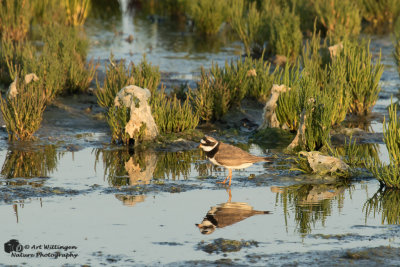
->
63;0;90;26
39;24;95;95
383;101;400;164
366;100;400;189
187;0;228;35
312;0;361;43
0;0;32;41
395;35;400;77
329;136;380;167
275;61;349;151
96;55;160;109
97;56;198;144
191;69;230;122
1;23;95;100
107;106;132;145
266;7;302;60
229;0;265;56
151;87;199;134
335;41;383;115
275;33;383;151
96;57;135;109
230;0;302;58
127;0;188;17
358;0;400;33
0;75;46;141
192;57;278;122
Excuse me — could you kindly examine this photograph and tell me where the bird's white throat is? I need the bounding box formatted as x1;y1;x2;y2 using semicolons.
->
201;142;218;152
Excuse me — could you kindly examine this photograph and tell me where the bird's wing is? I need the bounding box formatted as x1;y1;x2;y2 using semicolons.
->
215;143;264;166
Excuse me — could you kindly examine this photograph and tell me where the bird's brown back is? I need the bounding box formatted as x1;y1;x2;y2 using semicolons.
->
214;142;268;166
209;202;270;228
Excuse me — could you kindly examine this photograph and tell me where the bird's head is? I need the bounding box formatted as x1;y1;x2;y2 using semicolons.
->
198;136;219;152
195;219;216;235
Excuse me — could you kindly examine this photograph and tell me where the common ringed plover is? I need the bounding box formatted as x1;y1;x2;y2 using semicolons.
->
198;136;271;186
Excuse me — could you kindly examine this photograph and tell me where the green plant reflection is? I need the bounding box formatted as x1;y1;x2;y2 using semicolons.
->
95;148;156;186
95;148;200;186
272;181;352;236
364;188;400;225
1;145;59;184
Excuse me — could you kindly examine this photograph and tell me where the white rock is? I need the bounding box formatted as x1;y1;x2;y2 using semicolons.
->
299;151;349;175
24;73;39;84
7;78;18;98
114;85;158;142
7;73;40;99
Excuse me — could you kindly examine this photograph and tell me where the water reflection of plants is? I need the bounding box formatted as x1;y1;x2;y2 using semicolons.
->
272;181;352;236
95;148;199;185
364;188;400;225
1;145;58;179
153;150;198;180
95;148;152;186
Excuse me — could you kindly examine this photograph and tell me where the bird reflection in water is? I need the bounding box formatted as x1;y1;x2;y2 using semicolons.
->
115;194;146;207
196;189;271;234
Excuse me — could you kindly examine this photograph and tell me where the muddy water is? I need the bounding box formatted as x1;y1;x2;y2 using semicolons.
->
2;1;400;266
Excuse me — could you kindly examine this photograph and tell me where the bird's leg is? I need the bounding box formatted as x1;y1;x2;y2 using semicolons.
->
226;188;232;202
217;169;232;185
217;176;229;184
228;169;232;187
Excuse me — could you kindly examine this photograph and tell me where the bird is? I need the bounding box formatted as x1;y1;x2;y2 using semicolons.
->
198;136;271;186
196;201;271;235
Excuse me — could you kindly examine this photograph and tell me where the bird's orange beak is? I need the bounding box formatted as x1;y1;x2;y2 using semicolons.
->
198;144;202;148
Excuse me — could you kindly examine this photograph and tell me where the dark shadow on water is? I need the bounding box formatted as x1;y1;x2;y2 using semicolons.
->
364;188;400;225
272;181;353;237
196;189;271;235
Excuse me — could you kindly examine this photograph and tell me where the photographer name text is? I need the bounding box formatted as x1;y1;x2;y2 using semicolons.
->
11;244;78;259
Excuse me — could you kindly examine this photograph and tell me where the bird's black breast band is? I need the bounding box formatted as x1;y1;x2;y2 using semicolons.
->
205;143;220;159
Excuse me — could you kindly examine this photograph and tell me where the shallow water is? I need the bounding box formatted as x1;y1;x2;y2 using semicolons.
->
2;1;400;266
85;0;242;83
1;146;399;266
